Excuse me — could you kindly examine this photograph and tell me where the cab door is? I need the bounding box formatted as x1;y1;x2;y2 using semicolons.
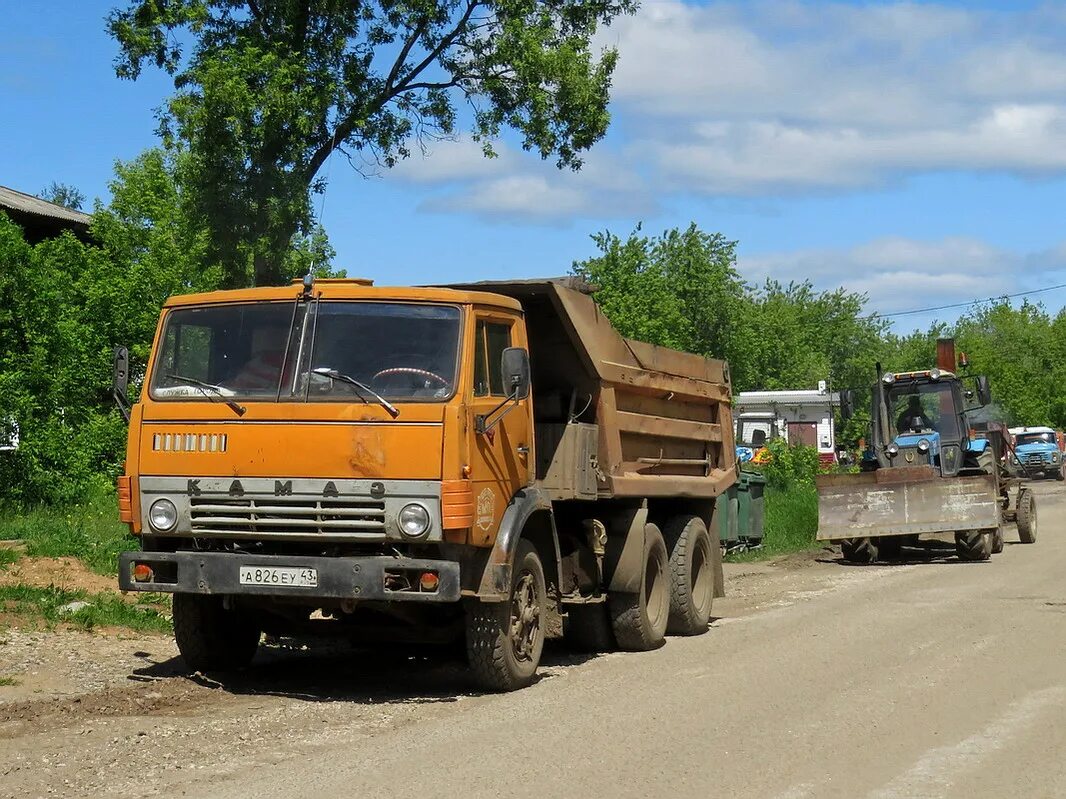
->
468;312;533;546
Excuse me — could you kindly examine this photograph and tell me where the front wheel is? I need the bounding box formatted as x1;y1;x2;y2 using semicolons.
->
841;538;878;564
172;594;261;673
955;530;993;562
466;540;546;692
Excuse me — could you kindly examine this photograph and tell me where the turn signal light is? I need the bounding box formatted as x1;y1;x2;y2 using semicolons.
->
132;563;154;583
419;571;439;592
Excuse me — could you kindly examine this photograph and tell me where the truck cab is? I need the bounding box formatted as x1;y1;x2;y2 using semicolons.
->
1008;426;1064;481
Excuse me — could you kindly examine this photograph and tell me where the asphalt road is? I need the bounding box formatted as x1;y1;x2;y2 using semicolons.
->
3;482;1064;799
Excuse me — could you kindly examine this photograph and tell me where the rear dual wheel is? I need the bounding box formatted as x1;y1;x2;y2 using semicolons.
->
610;523;669;651
663;515;715;635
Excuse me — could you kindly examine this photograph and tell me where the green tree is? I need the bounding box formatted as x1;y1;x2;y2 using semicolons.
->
740;280;886;395
108;0;636;288
39;181;86;211
572;223;747;363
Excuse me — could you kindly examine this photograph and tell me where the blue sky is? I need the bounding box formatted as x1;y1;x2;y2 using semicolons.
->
3;0;1066;332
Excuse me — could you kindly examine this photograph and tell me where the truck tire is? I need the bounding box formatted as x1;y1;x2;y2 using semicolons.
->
992;526;1005;554
841;538;877;564
466;540;546;692
1017;489;1037;543
955;530;993;561
172;594;261;673
876;536;903;561
1057;465;1065;482
609;523;669;651
564;602;615;653
663;515;714;635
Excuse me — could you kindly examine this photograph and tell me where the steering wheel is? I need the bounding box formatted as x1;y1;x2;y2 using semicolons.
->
372;367;450;386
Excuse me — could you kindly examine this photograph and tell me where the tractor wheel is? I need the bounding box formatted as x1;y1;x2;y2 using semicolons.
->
1017;489;1037;544
991;527;1005;554
876;536;903;561
955;530;993;562
662;515;715;635
609;523;669;651
841;538;878;564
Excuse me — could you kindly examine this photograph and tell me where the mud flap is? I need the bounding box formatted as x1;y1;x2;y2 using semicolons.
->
816;467;1001;541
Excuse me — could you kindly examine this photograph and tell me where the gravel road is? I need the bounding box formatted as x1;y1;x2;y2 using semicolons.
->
3;482;1064;799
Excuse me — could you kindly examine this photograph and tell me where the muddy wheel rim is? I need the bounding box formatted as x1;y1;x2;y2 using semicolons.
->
509;572;541;662
646;549;667;631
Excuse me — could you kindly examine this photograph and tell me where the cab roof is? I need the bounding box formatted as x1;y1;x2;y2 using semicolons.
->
1008;426;1056;435
162;279;523;312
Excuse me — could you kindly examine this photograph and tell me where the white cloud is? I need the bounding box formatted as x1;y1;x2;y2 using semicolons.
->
740;236;1066;324
388;1;1066;216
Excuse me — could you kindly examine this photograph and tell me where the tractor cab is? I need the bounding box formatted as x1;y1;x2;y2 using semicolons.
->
864;366;992;477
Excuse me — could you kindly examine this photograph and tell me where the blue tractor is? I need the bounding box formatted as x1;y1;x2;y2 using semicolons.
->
818;339;1036;563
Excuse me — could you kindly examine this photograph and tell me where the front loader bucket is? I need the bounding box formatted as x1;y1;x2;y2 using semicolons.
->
816;467;1001;541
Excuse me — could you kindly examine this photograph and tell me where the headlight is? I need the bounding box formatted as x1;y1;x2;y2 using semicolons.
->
882;373;896;384
1053;451;1061;462
398;503;431;538
886;443;899;457
917;438;931;452
929;368;941;381
148;498;177;532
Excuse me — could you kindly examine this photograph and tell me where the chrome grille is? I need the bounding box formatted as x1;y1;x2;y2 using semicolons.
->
1023;453;1049;465
190;496;386;541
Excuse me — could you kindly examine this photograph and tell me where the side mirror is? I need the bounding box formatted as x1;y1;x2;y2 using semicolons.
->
112;346;131;422
840;389;855;421
976;375;991;406
501;347;530;400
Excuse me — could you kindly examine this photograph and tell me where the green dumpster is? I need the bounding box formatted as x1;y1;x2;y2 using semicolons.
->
737;470;766;546
716;484;739;546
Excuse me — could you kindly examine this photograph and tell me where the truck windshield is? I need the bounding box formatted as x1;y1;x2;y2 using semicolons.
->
150;301;462;403
1017;432;1054;445
887;381;960;440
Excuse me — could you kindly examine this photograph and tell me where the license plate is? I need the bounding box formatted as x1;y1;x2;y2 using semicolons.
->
238;566;318;588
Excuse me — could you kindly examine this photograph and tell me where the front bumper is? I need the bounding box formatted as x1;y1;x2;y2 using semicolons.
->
118;551;461;603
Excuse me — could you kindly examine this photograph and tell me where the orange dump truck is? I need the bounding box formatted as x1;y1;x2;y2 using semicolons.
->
114;277;736;690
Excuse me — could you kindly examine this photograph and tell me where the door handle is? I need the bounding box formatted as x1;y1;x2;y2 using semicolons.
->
516;445;530;456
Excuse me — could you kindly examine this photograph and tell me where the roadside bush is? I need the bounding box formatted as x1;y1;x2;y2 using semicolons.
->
759;440;822;490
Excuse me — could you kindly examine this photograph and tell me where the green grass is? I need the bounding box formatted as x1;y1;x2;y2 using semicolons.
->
0;584;171;634
0;489;137;576
0;676;19;687
0;548;20;569
727;484;821;562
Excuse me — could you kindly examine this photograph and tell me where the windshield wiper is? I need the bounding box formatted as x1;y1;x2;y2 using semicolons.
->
313;368;400;418
165;374;247;417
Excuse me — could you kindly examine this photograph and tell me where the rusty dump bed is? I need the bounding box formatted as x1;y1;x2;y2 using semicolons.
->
815;467;1001;540
445;278;736;500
